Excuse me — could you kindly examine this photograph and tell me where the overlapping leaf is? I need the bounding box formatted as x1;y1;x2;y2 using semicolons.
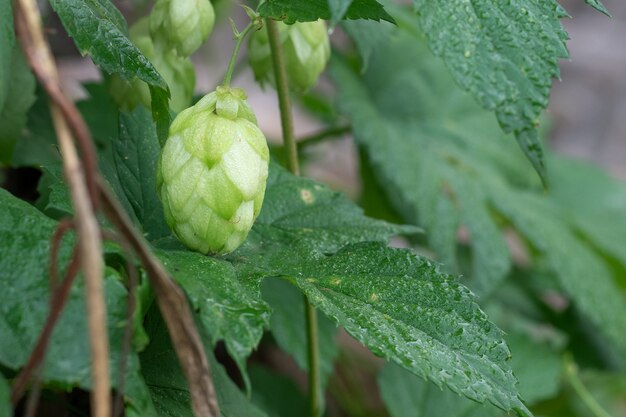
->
261;278;339;390
0;373;10;417
411;0;570;181
0;0;36;165
237;241;532;416
378;326;561;416
258;0;395;24
334;13;626;359
140;308;268;417
49;0;170;138
0;188;157;414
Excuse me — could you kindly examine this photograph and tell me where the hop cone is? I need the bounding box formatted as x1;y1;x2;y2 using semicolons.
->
150;0;215;57
157;86;270;254
109;18;195;112
248;20;330;92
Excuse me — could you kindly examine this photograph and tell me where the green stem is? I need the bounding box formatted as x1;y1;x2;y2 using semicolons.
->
222;21;255;87
266;18;300;175
298;124;352;148
565;358;614;417
266;18;321;417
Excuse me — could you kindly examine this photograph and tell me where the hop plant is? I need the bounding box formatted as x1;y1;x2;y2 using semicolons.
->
248;20;330;92
157;86;270;254
150;0;215;57
109;18;195;112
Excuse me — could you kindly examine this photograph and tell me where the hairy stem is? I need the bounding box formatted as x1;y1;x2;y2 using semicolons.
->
266;18;322;417
222;21;255;87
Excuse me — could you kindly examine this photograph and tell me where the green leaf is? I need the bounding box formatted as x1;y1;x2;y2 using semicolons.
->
286;243;531;416
49;0;170;137
12;88;60;168
261;278;338;389
328;0;353;25
490;186;626;358
155;249;270;386
0;47;36;165
0;189;156;413
411;0;570;181
250;365;308;417
249;161;419;255
379;362;506;417
337;18;517;294
115;107;170;240
584;0;610;17
0;373;11;417
258;0;395;24
140;307;268;417
549;157;626;269
506;332;562;405
0;0;15;108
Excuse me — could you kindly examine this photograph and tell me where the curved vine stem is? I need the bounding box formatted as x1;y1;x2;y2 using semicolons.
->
266;18;322;417
565;357;614;417
222;21;255;87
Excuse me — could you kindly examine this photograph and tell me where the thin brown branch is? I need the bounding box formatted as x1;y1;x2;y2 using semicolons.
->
98;181;220;417
49;219;75;292
14;2;109;416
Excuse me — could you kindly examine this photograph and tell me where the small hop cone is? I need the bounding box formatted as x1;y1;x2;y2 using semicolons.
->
109;18;195;112
249;20;330;92
150;0;215;57
157;87;270;254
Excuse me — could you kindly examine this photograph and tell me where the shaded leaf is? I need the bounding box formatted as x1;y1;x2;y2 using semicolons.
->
412;0;570;181
155;250;270;387
115;107;170;240
0;47;36;165
0;373;10;417
258;0;395;24
261;278;338;389
0;0;15;107
250;365;309;417
490;186;626;358
0;189;156;413
337;18;517;294
140;307;268;417
379;362;505;417
328;0;353;25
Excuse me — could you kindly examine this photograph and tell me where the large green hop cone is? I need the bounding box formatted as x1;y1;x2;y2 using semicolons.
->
157;86;269;254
